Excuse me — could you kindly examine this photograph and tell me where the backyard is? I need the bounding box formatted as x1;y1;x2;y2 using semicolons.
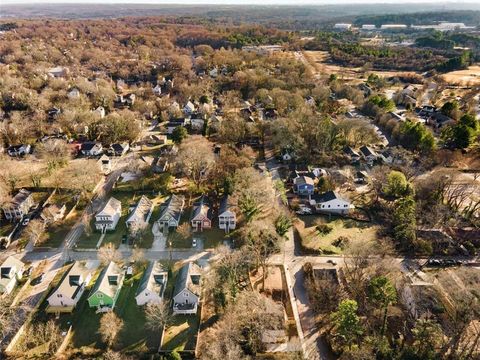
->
296;215;379;254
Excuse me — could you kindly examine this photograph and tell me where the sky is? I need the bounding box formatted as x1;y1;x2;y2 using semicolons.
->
3;0;480;4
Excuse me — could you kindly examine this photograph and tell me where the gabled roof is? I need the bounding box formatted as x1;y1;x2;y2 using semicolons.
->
9;189;32;207
97;197;121;218
136;261;167;298
344;146;360;157
294;176;315;186
191;195;212;221
82;142;102;151
219;195;234;215
110;142;128;152
50;261;92;300
0;256;24;275
359;145;377;157
89;262;123;299
311;191;348;204
126;196;153;224
174;262;201;298
158;195;185;223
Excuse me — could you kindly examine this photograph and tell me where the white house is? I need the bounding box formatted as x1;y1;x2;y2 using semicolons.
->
3;189;34;221
309;191;354;215
334;23;352;30
173;262;201;315
81;142;103;156
0;256;24;295
47;261;94;312
7;144;31;157
183;101;196;115
218;196;236;233
153;84;162;96
94;106;106;118
68;88;80;99
135;261;168;306
98;154;112;174
95;197;122;233
126;195;153;234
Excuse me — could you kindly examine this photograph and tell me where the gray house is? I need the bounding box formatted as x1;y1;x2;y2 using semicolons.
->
156;195;185;232
135;261;168;306
172;262;201;315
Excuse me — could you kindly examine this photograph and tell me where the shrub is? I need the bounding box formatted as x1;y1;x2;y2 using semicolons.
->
316;223;333;236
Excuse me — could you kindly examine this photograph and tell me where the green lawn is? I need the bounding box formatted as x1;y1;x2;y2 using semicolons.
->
161;314;200;351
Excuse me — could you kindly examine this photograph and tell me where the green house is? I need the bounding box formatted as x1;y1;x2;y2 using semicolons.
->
87;262;124;309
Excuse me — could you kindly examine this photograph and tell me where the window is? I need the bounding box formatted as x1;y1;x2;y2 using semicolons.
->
97;293;103;298
57;294;62;298
328;205;331;208
184;292;189;297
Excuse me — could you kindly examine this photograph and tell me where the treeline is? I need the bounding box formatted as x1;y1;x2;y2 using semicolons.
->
354;10;480;27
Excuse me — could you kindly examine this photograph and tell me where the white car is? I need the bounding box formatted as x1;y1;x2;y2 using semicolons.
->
192;239;197;247
22;217;30;226
296;205;312;215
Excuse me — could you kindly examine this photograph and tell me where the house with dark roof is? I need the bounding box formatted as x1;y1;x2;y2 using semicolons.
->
344;146;361;162
81;142;103;156
7;144;31;157
156;195;185;232
293;176;315;196
359;145;378;164
218;196;236;233
135;261;168;306
309;191;354;215
47;261;95;312
190;196;212;232
3;189;34;221
0;256;24;294
109;142;129;156
87;262;124;309
173;262;201;315
166;118;187;134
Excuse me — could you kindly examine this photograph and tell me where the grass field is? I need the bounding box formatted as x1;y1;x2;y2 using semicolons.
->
296;215;379;254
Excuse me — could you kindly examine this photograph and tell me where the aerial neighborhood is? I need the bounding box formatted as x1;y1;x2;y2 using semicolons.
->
0;3;479;360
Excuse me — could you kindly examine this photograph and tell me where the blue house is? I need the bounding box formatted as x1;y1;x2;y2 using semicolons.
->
294;176;315;196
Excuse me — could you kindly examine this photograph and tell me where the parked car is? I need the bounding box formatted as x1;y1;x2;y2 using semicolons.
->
22;217;30;226
296;205;312;215
192;238;197;247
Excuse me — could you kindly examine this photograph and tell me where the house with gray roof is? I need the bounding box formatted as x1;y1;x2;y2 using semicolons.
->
47;261;96;312
87;262;124;309
95;197;122;233
135;261;168;306
309;191;354;215
173;262;201;315
156;195;185;232
218;196;236;233
0;256;24;294
126;196;153;234
3;189;34;221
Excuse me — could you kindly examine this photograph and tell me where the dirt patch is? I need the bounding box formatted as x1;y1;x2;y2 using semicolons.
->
440;65;480;86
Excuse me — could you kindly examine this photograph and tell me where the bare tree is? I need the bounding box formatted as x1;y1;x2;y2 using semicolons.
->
99;311;124;348
144;302;172;332
25;219;45;246
176;135;215;189
98;243;122;264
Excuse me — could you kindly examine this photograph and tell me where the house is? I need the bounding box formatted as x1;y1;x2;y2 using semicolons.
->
98;154;112;174
68;88;80;99
40;204;66;224
7;144;31;157
0;256;24;295
190;196;212;232
47;66;68;78
47;107;61;121
47;261;94;312
183;101;196;115
3;189;34;221
126;196;153;234
354;171;369;184
209;68;218;78
309;191;354;215
293;176;315;196
166;118;187;134
81;142;103;156
87;262;124;309
95;197;122;233
114;93;135;108
428;112;455;130
143;134;167;145
135;261;168;306
344;146;361;162
109;142;129;156
94;106;106;118
156;195;185;232
334;23;352;30
359;145;378;163
153;84;162;96
172;262;201;315
218;196;236;233
190;117;205;132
